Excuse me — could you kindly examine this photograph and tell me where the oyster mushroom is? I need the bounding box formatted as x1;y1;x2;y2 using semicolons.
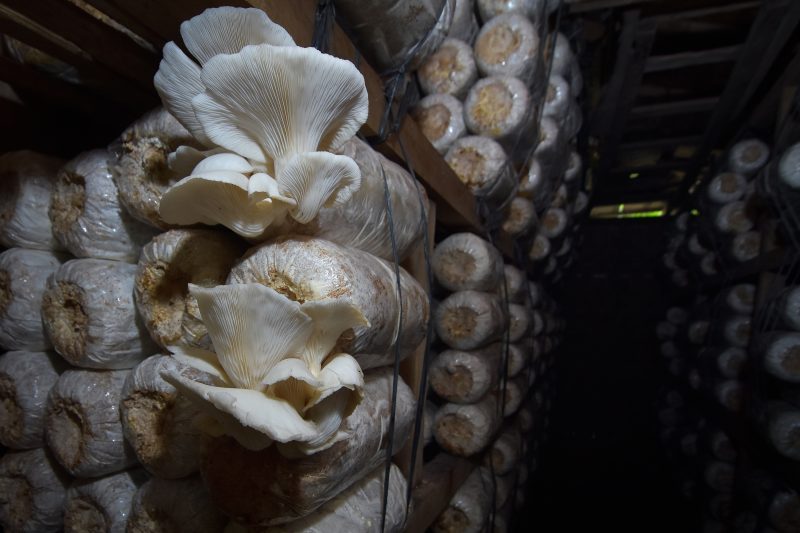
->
154;7;368;237
0;351;63;449
162;283;367;454
0;247;64;351
50;149;156;261
228;236;428;369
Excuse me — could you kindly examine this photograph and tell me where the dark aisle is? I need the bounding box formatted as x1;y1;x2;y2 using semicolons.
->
521;220;700;532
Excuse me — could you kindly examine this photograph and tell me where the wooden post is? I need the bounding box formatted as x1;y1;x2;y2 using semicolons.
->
397;201;436;488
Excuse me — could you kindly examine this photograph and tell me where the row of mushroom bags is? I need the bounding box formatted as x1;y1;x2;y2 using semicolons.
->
657;135;800;533
0;7;436;532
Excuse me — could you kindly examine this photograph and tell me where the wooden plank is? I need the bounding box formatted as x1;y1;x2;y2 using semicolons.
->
645;1;761;23
0;11;156;110
610;161;687;174
595;13;657;178
677;0;800;204
81;0;168;48
0;56;103;113
405;454;476;533
630;97;719;118
1;0;158;89
566;0;657;13
644;46;740;73
619;136;702;151
397;201;435;488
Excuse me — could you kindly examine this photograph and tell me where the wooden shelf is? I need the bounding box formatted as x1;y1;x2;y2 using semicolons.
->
405;453;477;533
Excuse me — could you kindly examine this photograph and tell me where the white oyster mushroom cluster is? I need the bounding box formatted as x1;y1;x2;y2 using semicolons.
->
154;7;368;239
163;283;368;454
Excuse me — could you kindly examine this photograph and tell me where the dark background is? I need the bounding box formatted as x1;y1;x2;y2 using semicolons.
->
521;218;701;532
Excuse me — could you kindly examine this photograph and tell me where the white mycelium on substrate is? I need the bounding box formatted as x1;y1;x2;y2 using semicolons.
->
764;333;800;383
0;248;63;351
473;12;539;84
45;369;138;477
433;232;504;292
154;7;368;239
127;476;226;533
134;228;245;351
49;149;155;261
413;94;467;154
464;75;532;145
435;290;507;350
707;172;747;204
0;350;62;450
120;355;208;479
728;138;770;177
63;469;147;533
418;38;478;98
502;197;538;236
429;346;501;404
0;151;64;251
0;448;69;533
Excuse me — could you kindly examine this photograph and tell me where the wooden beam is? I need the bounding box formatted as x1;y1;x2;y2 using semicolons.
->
566;0;657;14
630;97;719;118
1;0;158;90
644;46;741;73
405;454;476;533
593;13;658;178
619;136;703;151
0;10;156;110
611;161;688;174
677;0;800;204
645;1;761;23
